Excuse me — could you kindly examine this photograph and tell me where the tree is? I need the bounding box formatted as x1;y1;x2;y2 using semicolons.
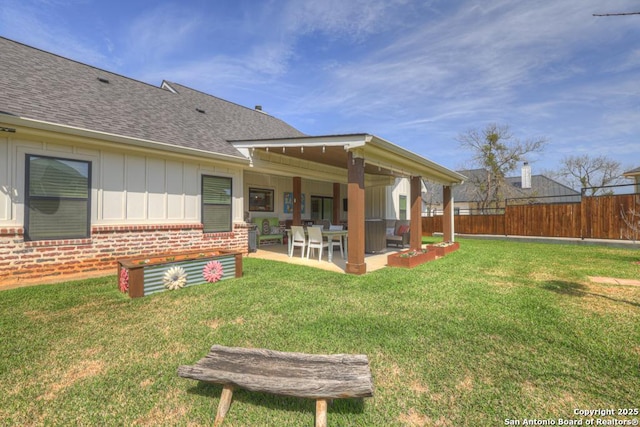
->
557;154;624;196
620;195;640;244
457;123;547;212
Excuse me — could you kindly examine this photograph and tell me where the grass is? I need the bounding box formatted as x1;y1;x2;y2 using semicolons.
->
1;238;639;426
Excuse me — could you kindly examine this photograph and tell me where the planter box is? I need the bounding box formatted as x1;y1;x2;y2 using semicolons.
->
117;249;243;298
426;242;460;257
387;249;437;268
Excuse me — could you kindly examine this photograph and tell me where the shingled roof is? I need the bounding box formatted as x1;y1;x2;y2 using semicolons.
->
0;37;305;159
451;168;580;203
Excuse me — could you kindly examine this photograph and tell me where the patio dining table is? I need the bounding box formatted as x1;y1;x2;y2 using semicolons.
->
285;228;348;263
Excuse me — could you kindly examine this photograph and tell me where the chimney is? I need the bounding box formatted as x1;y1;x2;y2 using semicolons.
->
521;162;531;189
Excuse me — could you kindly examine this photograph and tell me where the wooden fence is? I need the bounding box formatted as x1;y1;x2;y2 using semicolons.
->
422;193;639;240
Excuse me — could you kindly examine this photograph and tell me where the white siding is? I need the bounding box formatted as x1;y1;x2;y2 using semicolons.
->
0;138;10;221
126;156;147;220
243;171;353;222
386;178;410;220
166;160;184;220
184;166;199;221
102;152;126;220
0;134;245;228
365;186;385;219
147;158;166;220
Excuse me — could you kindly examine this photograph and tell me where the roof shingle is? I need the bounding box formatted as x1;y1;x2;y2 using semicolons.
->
0;37;306;158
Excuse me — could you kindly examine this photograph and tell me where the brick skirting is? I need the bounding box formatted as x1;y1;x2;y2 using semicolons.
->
0;223;249;288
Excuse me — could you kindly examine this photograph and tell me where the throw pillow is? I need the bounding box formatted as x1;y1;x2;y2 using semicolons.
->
386;227;395;236
261;219;271;235
270;226;281;235
397;225;410;235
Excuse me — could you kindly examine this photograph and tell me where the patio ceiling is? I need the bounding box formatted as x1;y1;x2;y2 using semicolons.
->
231;134;466;185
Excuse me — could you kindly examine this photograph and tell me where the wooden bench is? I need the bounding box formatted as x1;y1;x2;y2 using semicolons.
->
177;345;374;427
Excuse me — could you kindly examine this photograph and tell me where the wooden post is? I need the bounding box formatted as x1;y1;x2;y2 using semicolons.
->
410;176;422;251
293;177;302;226
443;185;454;242
346;151;366;274
127;266;144;298
213;384;234;427
315;399;328;427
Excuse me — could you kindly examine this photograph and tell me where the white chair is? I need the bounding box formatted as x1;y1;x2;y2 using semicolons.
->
290;226;307;258
306;226;328;261
328;225;344;259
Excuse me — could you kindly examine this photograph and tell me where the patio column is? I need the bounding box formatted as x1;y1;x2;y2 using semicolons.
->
293;177;302;226
332;183;340;226
346;151;366;275
410;176;423;251
443;185;454;242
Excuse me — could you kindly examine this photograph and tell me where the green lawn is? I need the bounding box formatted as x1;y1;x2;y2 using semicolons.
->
1;239;639;426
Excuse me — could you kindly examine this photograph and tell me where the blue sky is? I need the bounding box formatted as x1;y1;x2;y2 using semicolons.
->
1;0;639;177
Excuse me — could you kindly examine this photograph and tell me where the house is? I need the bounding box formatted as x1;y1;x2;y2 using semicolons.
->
0;37;465;286
623;167;640;193
423;164;580;215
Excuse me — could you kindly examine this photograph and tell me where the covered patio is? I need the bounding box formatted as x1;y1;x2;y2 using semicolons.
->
233;134;465;275
249;242;404;274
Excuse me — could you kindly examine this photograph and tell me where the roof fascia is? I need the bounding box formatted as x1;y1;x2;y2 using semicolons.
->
0;114;249;165
366;135;466;185
232;133;466;185
231;134;370;150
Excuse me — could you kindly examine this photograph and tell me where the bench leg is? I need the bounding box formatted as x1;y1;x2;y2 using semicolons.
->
315;399;328;427
213;384;234;427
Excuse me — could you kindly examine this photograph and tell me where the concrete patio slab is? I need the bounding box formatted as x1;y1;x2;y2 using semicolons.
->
248;243;403;273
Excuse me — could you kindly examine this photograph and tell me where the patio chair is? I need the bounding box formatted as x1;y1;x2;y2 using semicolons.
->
306;226;328;261
290;226;307;258
328;224;344;260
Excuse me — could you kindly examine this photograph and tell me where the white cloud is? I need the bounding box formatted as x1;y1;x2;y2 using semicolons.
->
123;4;203;62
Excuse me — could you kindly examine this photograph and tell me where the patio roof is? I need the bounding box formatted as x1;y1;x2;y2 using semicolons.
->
231;134;466;185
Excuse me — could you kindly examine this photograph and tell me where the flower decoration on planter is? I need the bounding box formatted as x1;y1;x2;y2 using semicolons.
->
119;268;129;293
434;241;454;247
399;249;427;258
203;260;224;283
163;266;188;290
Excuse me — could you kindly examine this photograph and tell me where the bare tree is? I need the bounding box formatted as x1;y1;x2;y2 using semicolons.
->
557;155;624;196
420;179;442;215
620;195;640;244
457;123;547;212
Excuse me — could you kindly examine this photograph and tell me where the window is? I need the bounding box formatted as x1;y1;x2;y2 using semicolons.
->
249;188;274;212
399;195;407;220
202;175;232;232
311;196;333;220
25;155;91;241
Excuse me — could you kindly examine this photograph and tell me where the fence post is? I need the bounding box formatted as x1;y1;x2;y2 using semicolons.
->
504;198;508;236
580;188;586;240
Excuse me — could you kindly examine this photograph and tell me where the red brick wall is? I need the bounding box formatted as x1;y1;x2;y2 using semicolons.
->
0;223;249;288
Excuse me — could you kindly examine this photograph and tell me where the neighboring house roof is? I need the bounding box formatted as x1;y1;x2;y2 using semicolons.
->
439;168;580;204
0;37;305;159
623;166;640;177
505;175;581;203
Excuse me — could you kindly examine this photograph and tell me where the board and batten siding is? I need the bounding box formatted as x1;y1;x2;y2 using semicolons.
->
243;171;348;222
0;136;244;226
0;136;11;222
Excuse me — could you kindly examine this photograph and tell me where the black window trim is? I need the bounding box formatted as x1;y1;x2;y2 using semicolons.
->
24;153;92;241
201;174;233;233
248;187;275;212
